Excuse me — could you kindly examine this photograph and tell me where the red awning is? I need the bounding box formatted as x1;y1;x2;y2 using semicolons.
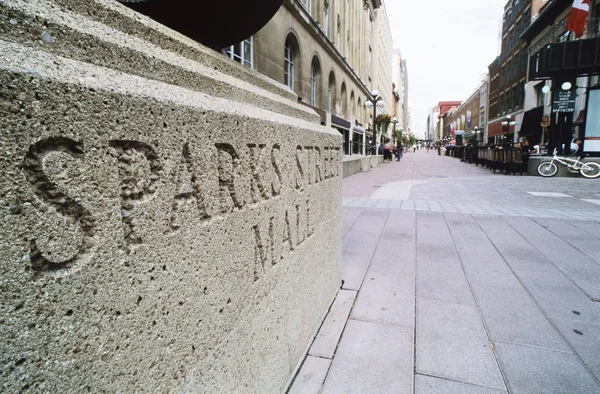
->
574;109;586;125
487;120;504;137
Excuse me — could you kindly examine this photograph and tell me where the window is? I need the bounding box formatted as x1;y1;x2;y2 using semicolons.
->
519;83;525;108
524;7;531;28
310;57;320;107
324;4;329;36
513;56;519;77
500;93;504;113
507;60;511;81
284;40;294;90
521;50;528;71
226;37;253;68
305;0;311;15
511;86;518;110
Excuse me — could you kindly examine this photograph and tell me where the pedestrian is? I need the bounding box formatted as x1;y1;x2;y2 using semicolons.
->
397;143;403;161
383;138;392;162
378;144;384;156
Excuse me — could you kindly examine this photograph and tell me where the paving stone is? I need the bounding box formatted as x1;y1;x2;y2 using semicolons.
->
350;209;389;234
446;216;571;351
415;374;507;394
550;318;600;381
415;200;429;211
373;198;391;209
321;319;413;394
341;252;373;291
310;290;357;359
532;217;600;262
288;356;331;394
342;230;381;257
402;200;415;210
503;216;600;301
417;260;475;306
440;201;459;213
495;342;600;394
515;270;600;324
567;220;600;239
351;270;415;328
427;200;443;211
369;244;415;276
346;197;369;207
342;207;365;229
416;298;505;390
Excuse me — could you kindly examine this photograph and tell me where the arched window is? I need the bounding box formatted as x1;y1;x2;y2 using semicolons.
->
340;83;348;118
328;71;336;114
350;91;356;120
310;56;321;107
284;40;294;90
284;34;301;93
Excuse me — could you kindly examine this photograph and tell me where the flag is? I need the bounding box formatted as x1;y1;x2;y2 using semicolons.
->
566;0;590;38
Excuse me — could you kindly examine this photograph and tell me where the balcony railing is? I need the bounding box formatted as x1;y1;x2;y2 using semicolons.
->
528;26;600;80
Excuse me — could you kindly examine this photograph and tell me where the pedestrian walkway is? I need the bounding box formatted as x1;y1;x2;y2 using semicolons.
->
289;151;600;394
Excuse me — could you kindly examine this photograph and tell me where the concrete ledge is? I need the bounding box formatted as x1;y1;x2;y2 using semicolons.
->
0;1;342;392
342;155;384;178
528;156;600;177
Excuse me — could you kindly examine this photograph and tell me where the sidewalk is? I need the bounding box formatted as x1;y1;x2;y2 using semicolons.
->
289;151;600;394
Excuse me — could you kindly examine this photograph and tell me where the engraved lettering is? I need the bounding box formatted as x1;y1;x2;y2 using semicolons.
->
109;140;162;247
215;143;247;213
271;144;283;196
247;144;269;203
20;137;95;277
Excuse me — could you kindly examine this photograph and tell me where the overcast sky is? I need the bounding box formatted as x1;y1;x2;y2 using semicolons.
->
385;0;508;138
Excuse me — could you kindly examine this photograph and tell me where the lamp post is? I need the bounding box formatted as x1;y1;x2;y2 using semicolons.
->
364;90;384;155
501;115;516;143
392;116;399;153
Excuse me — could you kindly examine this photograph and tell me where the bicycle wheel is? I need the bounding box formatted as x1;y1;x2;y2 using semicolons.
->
537;161;558;177
579;162;600;179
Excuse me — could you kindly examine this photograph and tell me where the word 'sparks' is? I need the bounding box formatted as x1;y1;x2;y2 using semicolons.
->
0;0;342;392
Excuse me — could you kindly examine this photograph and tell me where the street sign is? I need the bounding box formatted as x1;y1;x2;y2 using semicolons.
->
552;90;576;113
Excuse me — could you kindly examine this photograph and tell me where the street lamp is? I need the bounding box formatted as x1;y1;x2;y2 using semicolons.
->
364;90;384;155
473;126;483;145
501;115;516;143
392;116;399;150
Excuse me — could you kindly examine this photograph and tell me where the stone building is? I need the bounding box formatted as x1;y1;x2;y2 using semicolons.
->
392;49;409;142
224;0;394;155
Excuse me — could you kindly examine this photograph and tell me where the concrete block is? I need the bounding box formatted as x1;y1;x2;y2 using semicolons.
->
322;319;413;394
0;2;342;392
416;298;505;390
495;342;600;394
310;290;357;359
288;356;331;394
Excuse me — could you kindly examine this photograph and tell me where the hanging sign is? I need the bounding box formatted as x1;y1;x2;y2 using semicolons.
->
552;90;575;113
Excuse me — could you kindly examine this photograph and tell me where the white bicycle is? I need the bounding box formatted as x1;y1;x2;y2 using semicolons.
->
537;150;600;179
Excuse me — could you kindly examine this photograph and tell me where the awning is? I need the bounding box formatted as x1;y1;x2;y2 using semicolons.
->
574;109;586;125
352;125;365;134
331;114;351;130
519;106;544;137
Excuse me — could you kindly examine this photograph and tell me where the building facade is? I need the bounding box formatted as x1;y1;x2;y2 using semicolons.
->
522;0;600;154
224;0;394;155
487;0;547;142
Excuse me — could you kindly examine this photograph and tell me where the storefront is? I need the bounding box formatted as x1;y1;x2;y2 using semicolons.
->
331;115;351;155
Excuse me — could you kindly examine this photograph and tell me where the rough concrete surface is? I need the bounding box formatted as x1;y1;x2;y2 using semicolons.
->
0;1;342;392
